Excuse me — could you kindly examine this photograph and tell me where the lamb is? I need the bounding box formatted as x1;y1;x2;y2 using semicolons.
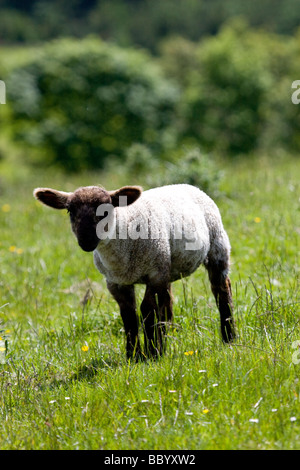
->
34;183;235;360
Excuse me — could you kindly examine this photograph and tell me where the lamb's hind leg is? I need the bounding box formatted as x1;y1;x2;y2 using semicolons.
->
141;284;173;358
107;282;142;360
205;258;236;343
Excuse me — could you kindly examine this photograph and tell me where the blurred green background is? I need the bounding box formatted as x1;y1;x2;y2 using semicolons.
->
0;0;300;175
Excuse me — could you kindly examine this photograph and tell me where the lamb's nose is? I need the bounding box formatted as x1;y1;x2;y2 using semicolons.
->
78;238;99;252
77;228;99;252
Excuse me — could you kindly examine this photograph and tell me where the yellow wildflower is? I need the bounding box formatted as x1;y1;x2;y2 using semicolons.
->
184;350;198;356
8;246;23;254
2;204;11;213
254;217;261;223
81;345;89;352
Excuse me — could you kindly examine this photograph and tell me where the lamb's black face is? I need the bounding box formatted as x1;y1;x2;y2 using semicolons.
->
68;204;99;252
34;184;142;252
67;188;112;252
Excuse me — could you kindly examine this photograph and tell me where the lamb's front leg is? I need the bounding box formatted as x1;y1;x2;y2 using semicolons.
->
106;282;142;360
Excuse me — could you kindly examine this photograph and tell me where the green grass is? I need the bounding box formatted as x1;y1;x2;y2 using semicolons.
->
0;154;299;449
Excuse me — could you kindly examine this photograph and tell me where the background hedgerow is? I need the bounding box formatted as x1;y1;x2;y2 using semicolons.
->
6;37;179;171
2;21;300;172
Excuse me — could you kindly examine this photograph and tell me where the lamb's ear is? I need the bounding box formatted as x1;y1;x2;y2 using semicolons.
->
33;188;71;209
109;186;142;207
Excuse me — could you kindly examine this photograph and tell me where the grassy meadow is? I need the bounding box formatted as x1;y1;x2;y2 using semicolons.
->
0;153;299;450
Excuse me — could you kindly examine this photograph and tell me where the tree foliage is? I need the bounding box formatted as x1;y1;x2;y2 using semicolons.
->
4;21;300;171
7;37;179;170
161;20;300;156
1;0;300;49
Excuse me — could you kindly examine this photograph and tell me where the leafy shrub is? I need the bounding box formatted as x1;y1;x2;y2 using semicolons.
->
105;143;222;198
7;37;179;171
123;143;157;175
182;20;274;155
159;36;200;91
164;20;299;157
0;9;39;43
263;29;300;154
152;146;223;198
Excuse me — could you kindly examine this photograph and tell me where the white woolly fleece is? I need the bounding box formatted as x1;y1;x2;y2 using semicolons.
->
93;184;231;286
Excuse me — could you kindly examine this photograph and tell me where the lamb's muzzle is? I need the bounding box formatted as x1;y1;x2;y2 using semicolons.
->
34;183;236;359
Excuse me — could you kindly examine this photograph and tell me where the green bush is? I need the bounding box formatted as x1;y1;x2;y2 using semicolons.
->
176;20;300;156
152;146;223;198
104;144;222;198
182;20;272;155
7;37;179;171
6;24;300;167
